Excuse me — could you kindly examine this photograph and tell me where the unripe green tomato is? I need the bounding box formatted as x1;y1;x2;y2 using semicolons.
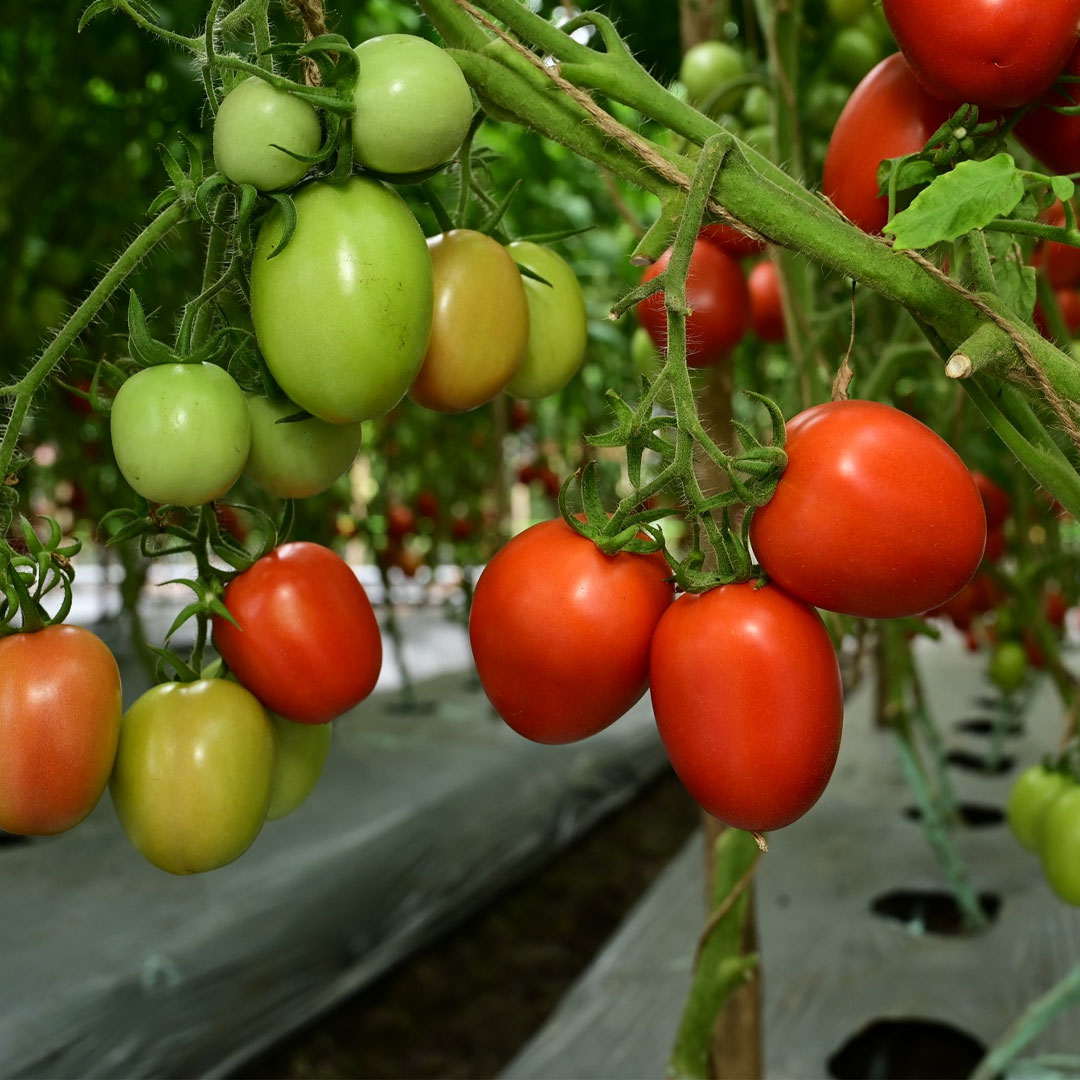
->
213;78;321;191
110;363;251;506
505;241;588;399
829;27;882;84
1008;764;1071;851
244;395;363;499
267;714;333;820
110;679;276;875
743;124;775;158
679;41;745;108
742;84;773;127
351;34;473;174
825;0;871;24
631;325;662;378
989;640;1028;694
1039;786;1080;905
805;81;852;135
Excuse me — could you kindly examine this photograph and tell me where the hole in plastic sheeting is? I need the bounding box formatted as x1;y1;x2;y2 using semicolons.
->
945;748;1016;774
955;717;1024;737
870;889;1001;936
903;802;1005;828
827;1018;986;1079
0;830;30;848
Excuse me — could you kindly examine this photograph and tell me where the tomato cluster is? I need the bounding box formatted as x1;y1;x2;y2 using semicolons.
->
1009;759;1080;906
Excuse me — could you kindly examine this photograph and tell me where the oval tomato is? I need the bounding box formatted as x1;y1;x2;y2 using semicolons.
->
989;640;1028;694
749;400;987;618
250;177;434;424
409;230;530;413
636;239;750;367
1017;44;1080;176
1039;784;1080;905
0;626;122;836
699;222;766;260
244;395;363;499
110;679;276;875
882;0;1080;110
505;241;588;399
1008;765;1071;852
213;542;383;723
748;259;785;341
822;53;953;234
650;582;844;832
267;714;332;820
110;363;251;506
469;518;673;744
679;41;745;107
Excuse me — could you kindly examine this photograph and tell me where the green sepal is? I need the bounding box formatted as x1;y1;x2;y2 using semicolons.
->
265;192;298;259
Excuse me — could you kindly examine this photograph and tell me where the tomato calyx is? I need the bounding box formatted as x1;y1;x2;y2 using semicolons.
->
0;513;83;634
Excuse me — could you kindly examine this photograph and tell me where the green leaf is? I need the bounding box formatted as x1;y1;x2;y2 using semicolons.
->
985;228;1037;321
78;0;115;31
1052;176;1076;203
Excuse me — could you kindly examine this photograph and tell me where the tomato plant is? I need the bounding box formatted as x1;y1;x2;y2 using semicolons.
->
267;713;333;821
1008;765;1072;852
749;400;987;618
212;77;321;191
250;177;433;424
649;582;844;833
110;678;276;874
636;239;750;367
1016;44;1080;176
679;41;745;108
469;518;673;744
110;362;251;506
410;229;530;412
0;626;122;836
1039;785;1080;905
747;259;785;341
699;223;766;260
213;542;383;724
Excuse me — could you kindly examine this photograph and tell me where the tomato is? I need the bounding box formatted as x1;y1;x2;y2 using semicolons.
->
251;177;433;424
244;394;363;499
928;572;999;630
409;230;529;413
110;679;275;874
213;77;321;191
630;325;662;377
110;362;251;506
415;490;439;520
1016;44;1080;176
822;54;953;235
449;513;474;541
1046;585;1069;628
508;399;533;431
636;239;750;367
1039;785;1080;905
829;27;883;84
881;0;1080;110
1033;202;1080;290
1040;288;1080;341
989;640;1028;694
650;582;844;832
699;222;766;260
469;518;673;744
0;626;122;836
213;542;383;723
970;470;1011;531
267;714;332;820
679;41;745;108
749;400;987;618
1009;765;1072;851
351;34;474;174
505;241;588;399
826;0;871;24
386;502;417;540
983;526;1006;563
748;259;785;341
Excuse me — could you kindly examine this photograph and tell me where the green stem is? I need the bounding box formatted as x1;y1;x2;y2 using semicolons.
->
117;0;204;53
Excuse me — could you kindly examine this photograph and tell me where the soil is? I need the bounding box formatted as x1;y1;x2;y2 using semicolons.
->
234;768;702;1080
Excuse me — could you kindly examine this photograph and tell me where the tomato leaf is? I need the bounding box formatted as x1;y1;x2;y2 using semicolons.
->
984;228;1036;322
1051;176;1076;203
77;0;114;32
885;154;1026;251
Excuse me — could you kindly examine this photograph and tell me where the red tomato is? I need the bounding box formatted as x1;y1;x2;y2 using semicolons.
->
748;260;785;341
699;222;766;260
386;502;417;541
650;582;844;832
1033;202;1080;290
1016;44;1080;175
749;400;987;618
881;0;1080;109
983;527;1006;563
1046;586;1069;629
213;542;383;723
823;54;953;234
414;491;439;520
449;514;474;541
636;239;750;367
970;471;1011;531
469;518;673;744
0;625;122;835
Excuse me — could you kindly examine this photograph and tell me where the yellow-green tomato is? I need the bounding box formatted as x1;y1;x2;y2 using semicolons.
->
110;363;251;506
351;34;473;174
679;41;745;108
1008;764;1072;851
213;77;321;191
267;714;332;820
1039;785;1080;905
110;679;276;875
505;241;588;400
409;230;529;413
250;177;434;423
631;325;662;378
244;395;364;498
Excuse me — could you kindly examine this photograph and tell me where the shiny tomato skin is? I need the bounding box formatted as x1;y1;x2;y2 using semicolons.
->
822;53;953;234
1008;764;1072;851
469;518;673;744
650;582;844;833
1017;45;1080;176
213;542;383;723
881;0;1080;109
749;400;987;618
409;230;529;413
1039;785;1080;906
636;239;750;367
748;260;785;341
0;626;122;836
699;222;766;260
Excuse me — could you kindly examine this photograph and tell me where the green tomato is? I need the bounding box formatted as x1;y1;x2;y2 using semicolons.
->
805;81;851;135
1039;785;1080;905
828;27;883;83
213;77;322;191
110;363;251;506
631;325;662;378
742;84;773;127
351;34;473;174
989;640;1028;695
679;41;745;108
250;177;434;423
825;0;871;24
245;395;363;498
505;241;588;399
743;123;775;158
1008;765;1072;851
110;680;276;875
267;714;332;820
